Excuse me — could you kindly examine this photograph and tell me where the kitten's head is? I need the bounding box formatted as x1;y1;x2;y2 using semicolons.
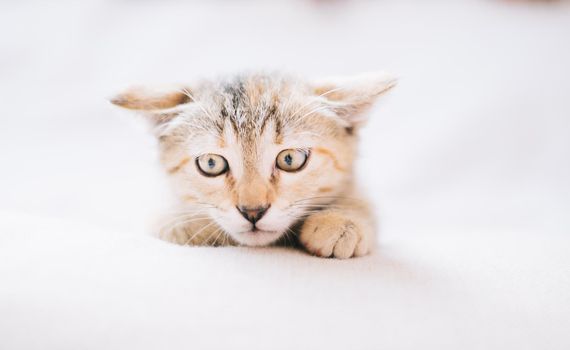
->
111;72;396;246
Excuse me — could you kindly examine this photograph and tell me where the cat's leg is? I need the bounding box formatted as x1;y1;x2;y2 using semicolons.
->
155;214;232;246
299;196;375;259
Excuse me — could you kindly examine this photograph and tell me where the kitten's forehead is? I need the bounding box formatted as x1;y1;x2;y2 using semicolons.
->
210;74;336;140
179;73;340;160
216;74;287;138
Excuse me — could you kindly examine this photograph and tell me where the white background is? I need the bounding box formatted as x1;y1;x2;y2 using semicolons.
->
1;1;569;349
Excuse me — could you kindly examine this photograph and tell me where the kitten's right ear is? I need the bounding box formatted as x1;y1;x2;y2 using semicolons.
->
110;85;192;124
311;72;397;127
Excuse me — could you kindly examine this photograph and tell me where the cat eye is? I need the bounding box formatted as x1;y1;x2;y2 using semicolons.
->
195;154;229;177
276;149;310;172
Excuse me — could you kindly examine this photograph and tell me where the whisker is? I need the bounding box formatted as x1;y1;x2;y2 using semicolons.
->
158;215;210;238
288;86;345;120
292;196;364;204
295;105;332;122
284;227;298;247
156;208;213;236
202;228;220;247
211;229;226;247
179;88;217;121
185;220;219;246
161;204;215;217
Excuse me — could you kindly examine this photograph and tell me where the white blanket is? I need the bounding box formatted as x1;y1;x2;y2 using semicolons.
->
1;213;569;349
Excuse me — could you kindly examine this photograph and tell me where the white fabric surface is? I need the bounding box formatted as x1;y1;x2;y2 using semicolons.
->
1;1;569;349
1;212;569;350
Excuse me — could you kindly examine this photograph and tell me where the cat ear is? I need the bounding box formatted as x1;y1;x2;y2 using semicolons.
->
110;85;193;124
311;71;397;127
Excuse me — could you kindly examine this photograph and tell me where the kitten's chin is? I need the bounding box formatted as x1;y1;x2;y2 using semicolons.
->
231;230;283;247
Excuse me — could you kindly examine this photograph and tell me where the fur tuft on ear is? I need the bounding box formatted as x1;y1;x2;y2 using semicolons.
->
312;71;397;126
110;85;192;111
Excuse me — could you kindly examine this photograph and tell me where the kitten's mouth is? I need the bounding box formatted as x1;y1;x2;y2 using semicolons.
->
239;228;278;235
235;228;282;246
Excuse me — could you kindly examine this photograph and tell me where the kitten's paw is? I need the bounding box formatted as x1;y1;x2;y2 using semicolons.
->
158;226;191;245
299;212;369;259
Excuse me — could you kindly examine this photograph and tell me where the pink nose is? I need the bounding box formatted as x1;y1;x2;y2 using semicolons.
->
237;205;270;225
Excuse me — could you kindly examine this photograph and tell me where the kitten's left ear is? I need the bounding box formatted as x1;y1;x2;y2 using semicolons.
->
109;85;193;124
311;71;397;127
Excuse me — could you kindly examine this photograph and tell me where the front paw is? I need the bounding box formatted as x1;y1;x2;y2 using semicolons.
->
158;225;192;245
299;212;369;259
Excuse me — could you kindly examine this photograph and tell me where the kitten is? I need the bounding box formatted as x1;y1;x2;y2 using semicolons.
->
111;72;396;258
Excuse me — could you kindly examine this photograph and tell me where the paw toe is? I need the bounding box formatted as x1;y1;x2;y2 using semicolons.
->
300;214;367;259
332;229;358;259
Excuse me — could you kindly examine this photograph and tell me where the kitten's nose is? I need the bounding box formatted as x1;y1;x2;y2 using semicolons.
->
237;205;270;225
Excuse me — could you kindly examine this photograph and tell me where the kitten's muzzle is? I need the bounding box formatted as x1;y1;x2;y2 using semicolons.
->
237;205;270;225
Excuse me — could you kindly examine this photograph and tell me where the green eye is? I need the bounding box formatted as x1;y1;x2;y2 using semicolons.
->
276;149;310;172
196;154;229;177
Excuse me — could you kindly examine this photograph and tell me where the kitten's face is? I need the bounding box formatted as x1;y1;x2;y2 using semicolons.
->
112;73;395;246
